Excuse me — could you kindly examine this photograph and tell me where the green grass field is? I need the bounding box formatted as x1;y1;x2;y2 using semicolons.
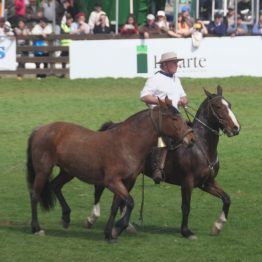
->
0;77;261;262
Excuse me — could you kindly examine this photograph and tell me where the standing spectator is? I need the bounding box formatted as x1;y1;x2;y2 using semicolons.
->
228;15;248;36
252;14;262;35
40;0;55;23
15;0;26;19
56;0;73;26
190;19;208;47
139;14;161;38
93;13;111;34
88;3;109;33
176;12;191;37
31;17;53;79
225;5;237;35
155;10;170;32
72;12;90;34
14;17;30;80
207;12;227;36
120;14;138;35
181;5;194;28
60;13;75;77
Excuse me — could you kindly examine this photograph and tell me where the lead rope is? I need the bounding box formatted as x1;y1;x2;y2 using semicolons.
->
139;172;145;225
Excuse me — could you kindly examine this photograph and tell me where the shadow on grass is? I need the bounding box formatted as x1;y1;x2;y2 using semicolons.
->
0;219;185;241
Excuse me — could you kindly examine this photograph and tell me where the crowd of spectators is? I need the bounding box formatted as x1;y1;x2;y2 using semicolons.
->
0;1;262;78
1;1;261;39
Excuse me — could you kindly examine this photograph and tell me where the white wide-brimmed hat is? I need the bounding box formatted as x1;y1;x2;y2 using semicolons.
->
156;52;183;64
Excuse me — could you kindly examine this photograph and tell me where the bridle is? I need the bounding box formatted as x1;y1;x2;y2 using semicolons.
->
149;107;193;143
183;96;227;136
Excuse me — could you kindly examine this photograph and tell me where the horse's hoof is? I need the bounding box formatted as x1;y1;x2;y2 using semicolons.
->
212;225;221;235
125;223;137;234
85;220;93;229
34;230;45;236
61;220;70;229
188;235;198;240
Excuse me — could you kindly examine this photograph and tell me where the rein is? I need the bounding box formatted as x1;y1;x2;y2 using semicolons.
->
183;103;223;136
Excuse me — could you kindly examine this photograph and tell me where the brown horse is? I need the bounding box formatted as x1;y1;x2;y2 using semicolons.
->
85;86;240;239
26;97;194;241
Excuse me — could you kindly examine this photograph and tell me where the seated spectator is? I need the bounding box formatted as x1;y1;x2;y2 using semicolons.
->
176;12;191;37
155;10;170;32
190;19;208;47
181;5;194;28
207;12;227;36
139;14;161;38
0;17;14;36
120;14;138;35
14;17;30;80
31;17;53;79
252;14;262;35
72;12;90;34
88;2;109;33
228;15;248;36
225;5;237;35
60;14;75;77
93;13;111;34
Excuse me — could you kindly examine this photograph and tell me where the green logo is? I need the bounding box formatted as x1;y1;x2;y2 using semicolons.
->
137;45;148;73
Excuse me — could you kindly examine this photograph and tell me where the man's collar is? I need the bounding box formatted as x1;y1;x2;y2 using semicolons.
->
158;70;174;78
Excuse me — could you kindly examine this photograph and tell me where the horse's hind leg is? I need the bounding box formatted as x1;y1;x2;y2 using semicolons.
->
51;170;74;228
85;185;105;228
200;180;230;235
30;170;53;235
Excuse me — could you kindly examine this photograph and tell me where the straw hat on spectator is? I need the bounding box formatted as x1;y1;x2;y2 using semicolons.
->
157;52;183;64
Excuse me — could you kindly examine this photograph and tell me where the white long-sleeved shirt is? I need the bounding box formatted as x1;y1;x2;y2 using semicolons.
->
140;71;186;109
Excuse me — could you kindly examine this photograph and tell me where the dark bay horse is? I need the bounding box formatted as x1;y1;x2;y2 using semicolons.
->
26;97;194;240
86;86;240;239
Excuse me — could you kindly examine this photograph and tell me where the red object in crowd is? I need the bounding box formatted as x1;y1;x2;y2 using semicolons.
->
15;0;26;17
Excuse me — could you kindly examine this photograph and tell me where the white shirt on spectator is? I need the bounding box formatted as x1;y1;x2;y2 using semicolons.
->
88;11;109;30
140;71;186;109
31;24;53;35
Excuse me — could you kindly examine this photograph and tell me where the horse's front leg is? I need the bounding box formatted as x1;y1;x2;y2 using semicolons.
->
180;178;197;240
200;180;230;235
104;194;122;242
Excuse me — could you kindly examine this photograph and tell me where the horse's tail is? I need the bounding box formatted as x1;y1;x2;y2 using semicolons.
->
26;129;56;211
98;121;118;131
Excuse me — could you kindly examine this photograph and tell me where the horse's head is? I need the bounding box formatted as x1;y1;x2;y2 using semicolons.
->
156;97;195;146
204;85;240;137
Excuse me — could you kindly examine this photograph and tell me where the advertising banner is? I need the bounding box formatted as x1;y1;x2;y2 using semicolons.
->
0;37;16;71
70;36;262;79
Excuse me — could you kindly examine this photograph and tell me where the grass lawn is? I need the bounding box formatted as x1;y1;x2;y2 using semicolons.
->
0;77;261;262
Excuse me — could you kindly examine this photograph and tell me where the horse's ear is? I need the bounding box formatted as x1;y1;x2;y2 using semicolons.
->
203;88;212;99
165;96;172;107
158;97;165;107
217;85;223;96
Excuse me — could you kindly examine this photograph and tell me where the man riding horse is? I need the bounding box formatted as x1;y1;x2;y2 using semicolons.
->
140;51;188;183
